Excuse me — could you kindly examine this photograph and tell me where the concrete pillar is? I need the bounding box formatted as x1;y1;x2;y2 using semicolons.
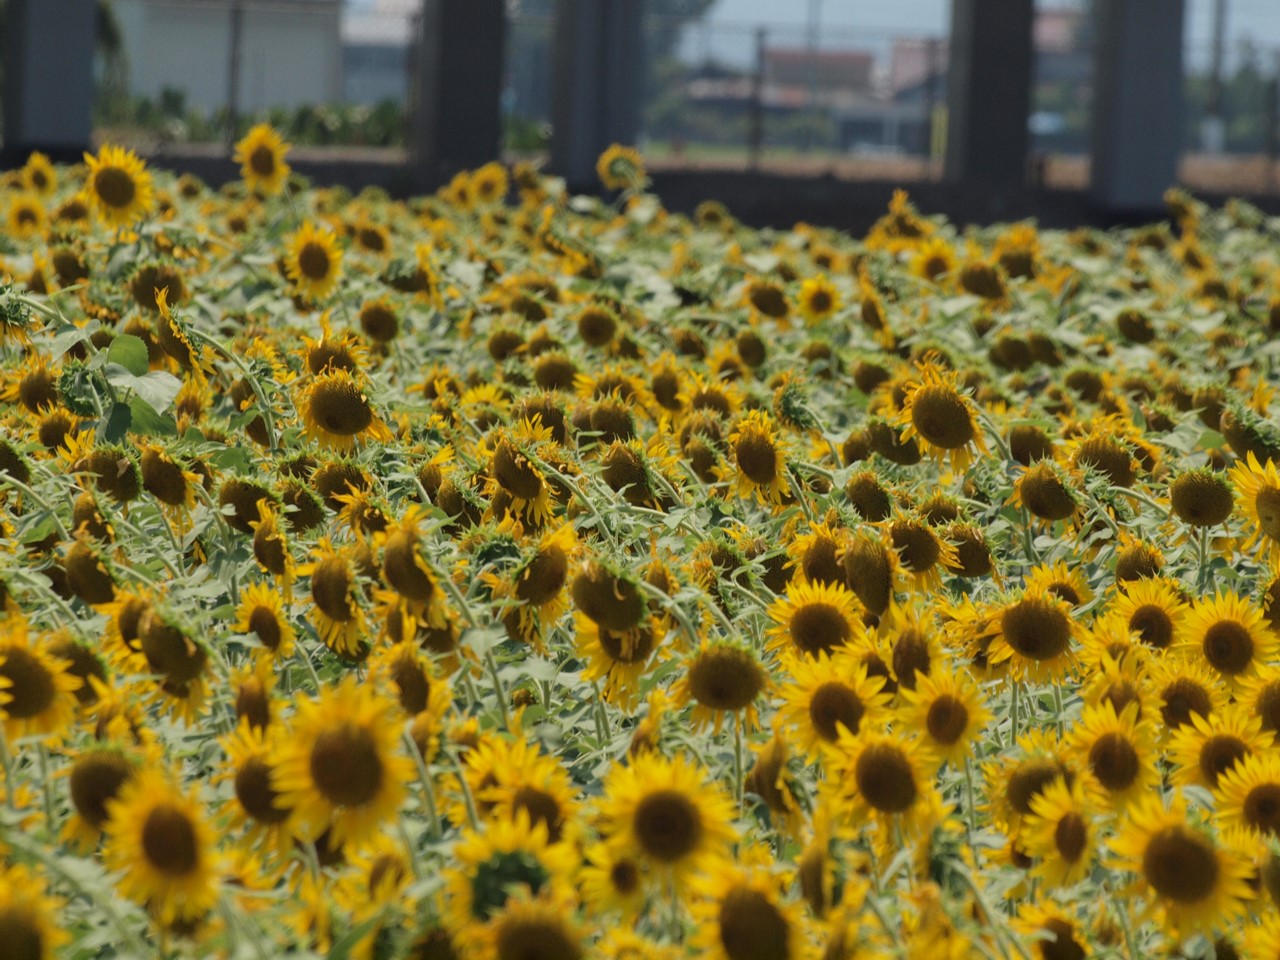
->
549;0;646;190
409;0;505;191
2;0;96;165
943;0;1035;189
1090;0;1185;213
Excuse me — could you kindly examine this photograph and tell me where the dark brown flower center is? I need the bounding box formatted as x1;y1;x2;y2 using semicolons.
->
1199;734;1250;788
298;242;331;281
249;145;276;177
854;743;917;813
789;602;850;656
94;167;136;209
808;682;865;742
925;694;969;746
1088;732;1140;793
1202;620;1254;676
142;803;200;876
717;886;792;960
632;789;702;862
911;385;974;449
1141;827;1219;903
0;646;56;718
1054;813;1088;863
235;756;289;824
310;723;383;807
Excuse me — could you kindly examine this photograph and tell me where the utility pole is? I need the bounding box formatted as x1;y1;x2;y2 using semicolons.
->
1203;0;1227;152
226;0;244;152
749;27;766;170
805;0;822;152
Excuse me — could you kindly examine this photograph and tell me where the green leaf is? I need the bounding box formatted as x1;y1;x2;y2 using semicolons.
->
103;366;182;412
100;402;132;443
127;396;177;437
106;333;149;376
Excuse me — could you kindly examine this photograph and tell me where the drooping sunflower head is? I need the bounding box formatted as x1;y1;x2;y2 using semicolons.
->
596;144;646;192
674;640;769;735
1169;467;1235;528
83;144;155;228
297;369;391;453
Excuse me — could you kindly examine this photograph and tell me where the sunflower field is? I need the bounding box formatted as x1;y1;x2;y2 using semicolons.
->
1;131;1280;960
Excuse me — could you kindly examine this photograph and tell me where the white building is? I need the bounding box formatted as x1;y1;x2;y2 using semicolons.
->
111;0;343;113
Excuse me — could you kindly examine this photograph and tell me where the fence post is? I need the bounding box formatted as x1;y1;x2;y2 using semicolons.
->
749;27;766;171
1;0;96;165
548;0;647;190
409;0;507;192
226;0;245;151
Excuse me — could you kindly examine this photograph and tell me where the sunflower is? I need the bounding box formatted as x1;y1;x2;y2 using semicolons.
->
298;375;391;458
910;235;958;283
1110;577;1187;653
691;863;813;960
1110;792;1252;938
442;812;578;947
776;650;890;762
285;220;344;301
1012;902;1089;960
369;638;451;720
579;842;647;918
0;615;82;743
232;123;292;195
272;676;414;850
673;639;769;735
377;504;444;614
1020;774;1103;889
895;361;988;472
1215;751;1280;839
881;601;941;692
828;729;940;838
897;666;992;768
886;512;959;590
597;144;646;192
724;410;791;505
797;274;841;325
102;767;220;925
1065;701;1158;808
980;729;1077;835
249;500;295;598
1169;705;1273;790
7;192;45;239
235;581;296;660
22;151;56;197
1147;657;1227;734
485;891;584;960
83;144;155;227
1230;452;1280;566
1169;467;1235;528
767;579;864;660
0;862;69;960
1023;559;1094;609
577;613;667;714
1011;460;1079;524
596;752;737;887
1178;589;1276;690
987;590;1079;683
217;720;292;855
61;744;142;853
473;744;578;847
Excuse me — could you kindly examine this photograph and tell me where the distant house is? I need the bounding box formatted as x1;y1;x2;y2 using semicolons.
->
763;48;875;108
111;0;342;113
